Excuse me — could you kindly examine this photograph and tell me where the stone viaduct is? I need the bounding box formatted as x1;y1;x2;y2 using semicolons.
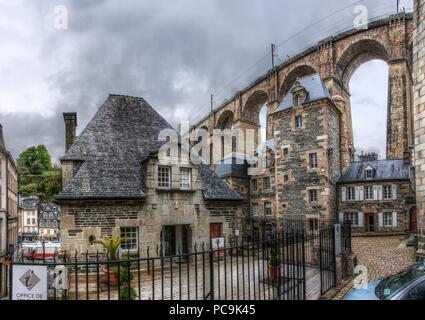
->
189;13;415;173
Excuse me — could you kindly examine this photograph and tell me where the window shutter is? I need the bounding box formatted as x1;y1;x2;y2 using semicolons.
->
358;212;364;228
339;212;344;224
373;185;378;200
378;185;383;201
378;212;383;228
355;186;360;201
392;212;398;227
341;187;347;202
359;186;364;201
392;185;397;200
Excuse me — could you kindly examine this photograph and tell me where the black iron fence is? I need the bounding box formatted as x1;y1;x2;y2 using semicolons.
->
9;233;307;301
4;219;352;301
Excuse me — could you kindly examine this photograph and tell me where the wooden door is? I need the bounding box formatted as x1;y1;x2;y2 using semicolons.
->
410;207;417;232
210;223;222;239
210;223;224;258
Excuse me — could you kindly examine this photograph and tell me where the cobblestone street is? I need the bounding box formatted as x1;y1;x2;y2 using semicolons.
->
333;235;416;299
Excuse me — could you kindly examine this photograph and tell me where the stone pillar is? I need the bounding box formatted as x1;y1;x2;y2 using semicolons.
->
413;0;425;260
63;112;78;153
333;95;353;172
387;60;411;160
387;15;412;160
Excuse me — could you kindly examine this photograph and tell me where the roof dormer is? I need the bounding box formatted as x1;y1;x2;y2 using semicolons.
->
364;164;375;180
291;80;308;107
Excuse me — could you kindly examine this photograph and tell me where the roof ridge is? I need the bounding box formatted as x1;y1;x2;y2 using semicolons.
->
109;93;147;100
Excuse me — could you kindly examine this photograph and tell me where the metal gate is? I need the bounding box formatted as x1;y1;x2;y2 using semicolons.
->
319;224;336;295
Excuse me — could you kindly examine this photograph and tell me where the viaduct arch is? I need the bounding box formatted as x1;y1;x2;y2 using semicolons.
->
190;13;414;171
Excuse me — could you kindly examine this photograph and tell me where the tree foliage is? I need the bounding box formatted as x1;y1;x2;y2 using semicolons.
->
17;145;61;201
17;145;52;175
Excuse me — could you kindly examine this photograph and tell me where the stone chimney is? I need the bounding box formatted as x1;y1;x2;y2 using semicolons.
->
0;123;5;149
63;113;77;153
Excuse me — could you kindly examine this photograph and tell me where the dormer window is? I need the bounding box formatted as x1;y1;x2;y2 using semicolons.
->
365;169;373;179
294;94;302;106
364;165;375;180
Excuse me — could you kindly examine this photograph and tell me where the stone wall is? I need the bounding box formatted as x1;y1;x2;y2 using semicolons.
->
414;0;425;259
273;100;340;219
59;158;244;255
337;181;412;234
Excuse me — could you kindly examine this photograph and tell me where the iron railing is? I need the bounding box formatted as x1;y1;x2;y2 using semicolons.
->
9;233;307;301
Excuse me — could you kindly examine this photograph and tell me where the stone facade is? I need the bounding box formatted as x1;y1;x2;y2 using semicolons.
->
337;180;412;234
59;157;243;255
272;98;341;220
413;0;425;259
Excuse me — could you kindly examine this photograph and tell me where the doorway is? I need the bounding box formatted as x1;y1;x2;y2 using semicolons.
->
365;214;375;233
161;225;191;257
409;207;417;232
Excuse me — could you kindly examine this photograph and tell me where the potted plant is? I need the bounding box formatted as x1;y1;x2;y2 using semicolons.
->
118;254;137;300
268;240;281;283
94;236;127;286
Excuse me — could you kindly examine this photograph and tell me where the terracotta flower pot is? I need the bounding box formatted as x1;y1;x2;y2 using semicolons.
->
101;267;119;286
268;264;281;283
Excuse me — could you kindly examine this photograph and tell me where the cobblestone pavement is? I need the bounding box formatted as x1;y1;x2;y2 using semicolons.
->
333;235;416;300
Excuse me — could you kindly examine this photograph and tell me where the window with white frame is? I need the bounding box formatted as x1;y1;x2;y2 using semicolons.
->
383;185;392;200
120;227;139;250
365;169;373;179
344;213;359;226
365;186;373;200
295;115;303;128
383;213;393;227
251;204;259;217
180;168;192;189
158;166;171;188
346;187;355;201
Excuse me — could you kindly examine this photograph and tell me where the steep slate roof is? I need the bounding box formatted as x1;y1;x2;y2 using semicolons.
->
200;164;245;201
337;160;410;183
57;94;243;201
273;73;333;114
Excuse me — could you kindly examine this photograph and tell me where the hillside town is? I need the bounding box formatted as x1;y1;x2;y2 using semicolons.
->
0;0;425;304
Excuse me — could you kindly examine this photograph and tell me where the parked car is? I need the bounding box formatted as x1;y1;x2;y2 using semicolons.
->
344;261;425;300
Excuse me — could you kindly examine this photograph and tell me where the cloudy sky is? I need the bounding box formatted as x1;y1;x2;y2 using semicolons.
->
0;0;413;162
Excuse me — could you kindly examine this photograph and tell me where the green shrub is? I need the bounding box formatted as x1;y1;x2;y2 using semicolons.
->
119;286;137;300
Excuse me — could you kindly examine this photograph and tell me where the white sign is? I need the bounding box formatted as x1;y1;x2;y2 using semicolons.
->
12;265;48;300
211;237;225;250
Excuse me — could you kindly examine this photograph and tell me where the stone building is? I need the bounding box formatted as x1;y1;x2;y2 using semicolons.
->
272;75;341;226
56;94;245;255
0;124;19;298
337;160;415;234
413;0;425;260
20;196;40;241
38;203;60;241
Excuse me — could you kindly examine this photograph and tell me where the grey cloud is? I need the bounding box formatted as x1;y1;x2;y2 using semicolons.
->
0;0;406;161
